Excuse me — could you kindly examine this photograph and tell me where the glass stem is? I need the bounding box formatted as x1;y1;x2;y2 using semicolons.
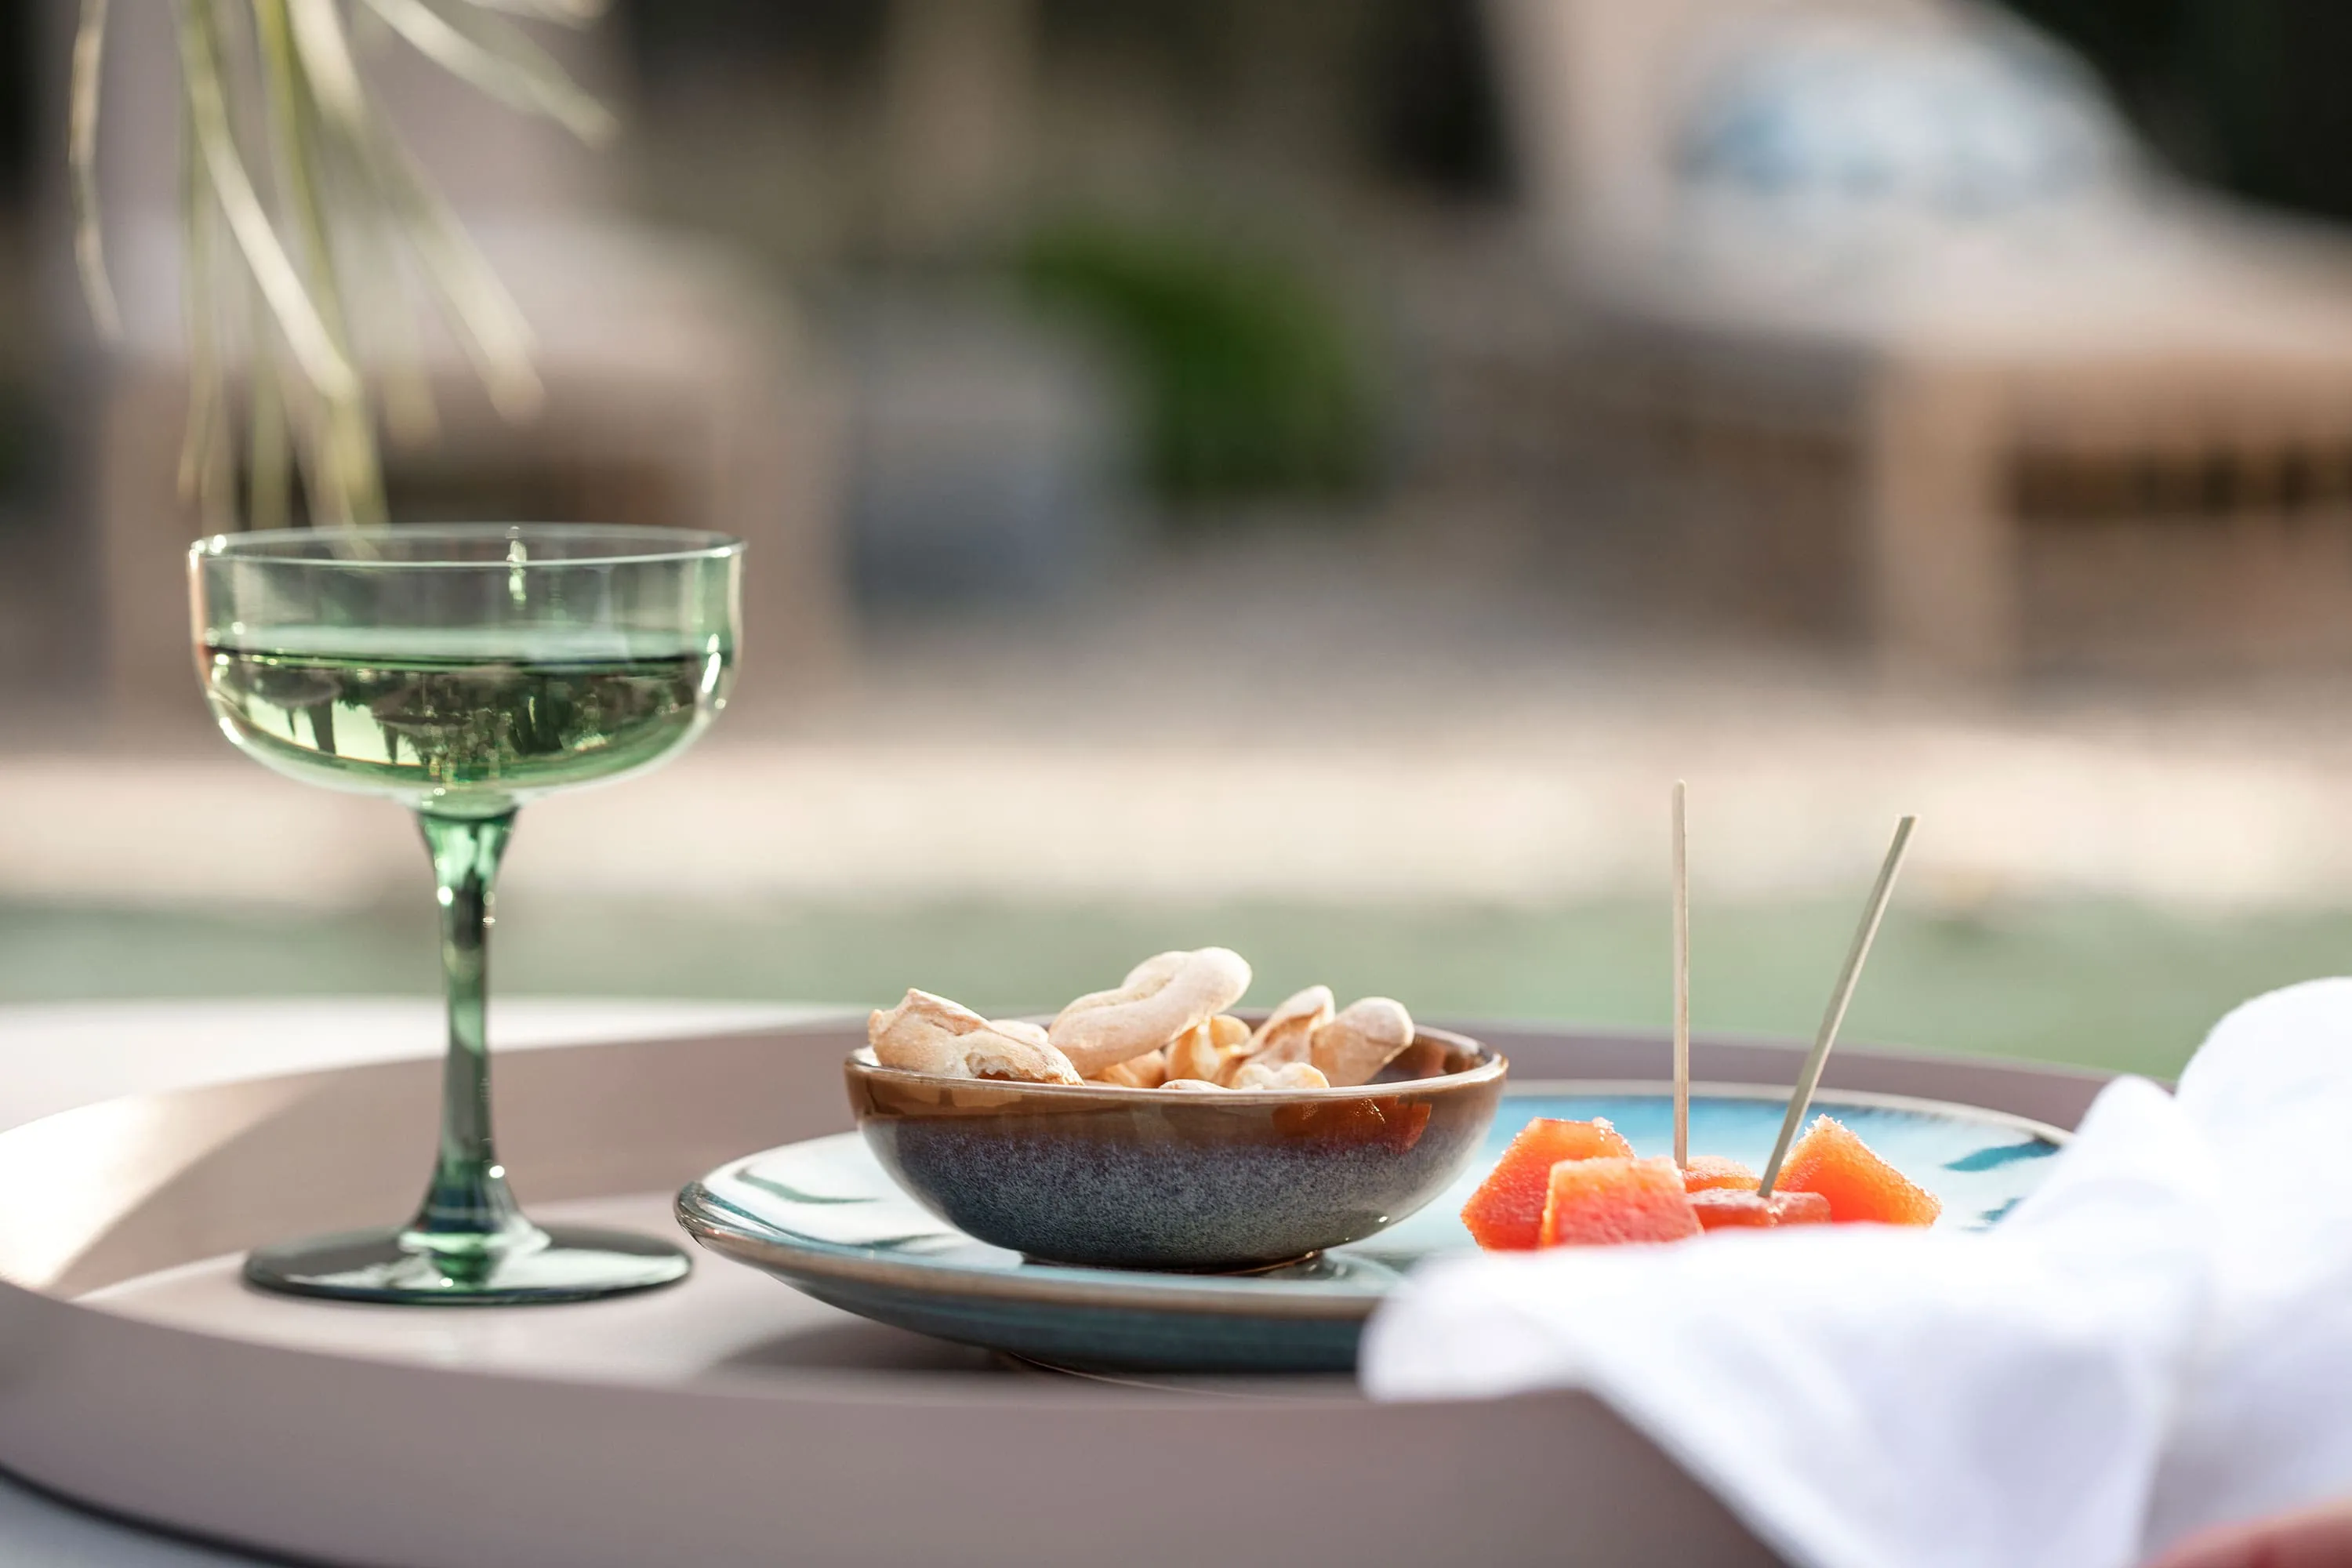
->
407;808;535;1256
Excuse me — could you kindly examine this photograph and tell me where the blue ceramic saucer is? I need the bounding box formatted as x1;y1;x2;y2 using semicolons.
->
677;1083;2067;1374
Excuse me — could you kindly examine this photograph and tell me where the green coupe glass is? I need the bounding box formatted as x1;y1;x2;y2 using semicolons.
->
189;524;743;1305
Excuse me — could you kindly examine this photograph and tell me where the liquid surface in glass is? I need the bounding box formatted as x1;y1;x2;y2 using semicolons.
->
201;626;731;811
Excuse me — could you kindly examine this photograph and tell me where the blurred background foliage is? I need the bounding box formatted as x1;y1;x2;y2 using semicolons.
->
1017;215;1381;505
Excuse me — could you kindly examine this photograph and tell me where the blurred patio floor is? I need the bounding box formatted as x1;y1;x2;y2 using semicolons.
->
20;521;2352;911
9;521;2352;1080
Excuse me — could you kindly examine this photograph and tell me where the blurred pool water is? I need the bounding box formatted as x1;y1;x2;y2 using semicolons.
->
5;895;2347;1081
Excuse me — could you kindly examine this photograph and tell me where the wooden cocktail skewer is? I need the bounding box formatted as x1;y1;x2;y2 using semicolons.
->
1756;815;1918;1198
1671;780;1690;1168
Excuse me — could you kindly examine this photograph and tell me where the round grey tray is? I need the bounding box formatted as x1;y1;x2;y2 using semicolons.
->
0;1019;2111;1568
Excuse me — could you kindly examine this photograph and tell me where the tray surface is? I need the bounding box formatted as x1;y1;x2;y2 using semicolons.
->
681;1082;2066;1371
0;1018;2110;1568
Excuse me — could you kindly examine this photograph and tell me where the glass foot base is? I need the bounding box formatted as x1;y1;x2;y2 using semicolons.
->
244;1223;691;1305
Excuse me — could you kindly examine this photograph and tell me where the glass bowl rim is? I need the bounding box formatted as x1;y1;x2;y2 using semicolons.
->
191;524;745;568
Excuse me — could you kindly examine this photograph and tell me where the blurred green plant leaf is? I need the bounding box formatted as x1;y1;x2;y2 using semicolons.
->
1018;216;1383;508
361;0;616;144
71;0;608;529
70;0;119;338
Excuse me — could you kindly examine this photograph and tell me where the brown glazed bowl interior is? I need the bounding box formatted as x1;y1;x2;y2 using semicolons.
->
844;1026;1507;1272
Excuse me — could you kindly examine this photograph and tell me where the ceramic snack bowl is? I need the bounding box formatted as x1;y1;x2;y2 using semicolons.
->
844;1026;1508;1272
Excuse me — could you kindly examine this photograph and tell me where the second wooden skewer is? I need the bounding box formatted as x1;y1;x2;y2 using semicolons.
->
1756;815;1918;1198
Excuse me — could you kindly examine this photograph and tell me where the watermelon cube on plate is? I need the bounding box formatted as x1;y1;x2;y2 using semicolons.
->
1537;1156;1703;1247
1776;1115;1942;1226
1689;1188;1833;1231
1679;1155;1759;1193
1461;1117;1637;1250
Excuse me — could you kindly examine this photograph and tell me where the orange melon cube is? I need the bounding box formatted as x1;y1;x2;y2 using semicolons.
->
1689;1189;1773;1230
1461;1117;1637;1250
1689;1189;1834;1231
1768;1190;1832;1226
1680;1155;1759;1193
1538;1156;1703;1247
1776;1116;1942;1226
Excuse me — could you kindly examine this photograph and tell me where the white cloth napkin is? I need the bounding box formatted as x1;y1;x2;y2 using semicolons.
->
1360;979;2352;1568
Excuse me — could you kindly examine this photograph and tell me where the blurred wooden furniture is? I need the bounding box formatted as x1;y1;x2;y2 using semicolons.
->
1485;0;2352;678
60;2;846;720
